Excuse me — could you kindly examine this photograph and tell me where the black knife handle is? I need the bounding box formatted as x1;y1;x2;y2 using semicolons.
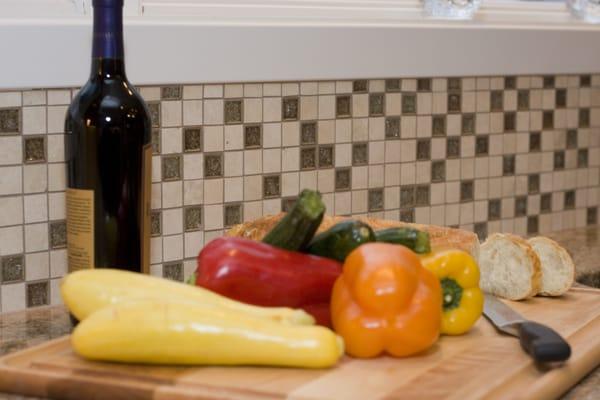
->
517;322;571;363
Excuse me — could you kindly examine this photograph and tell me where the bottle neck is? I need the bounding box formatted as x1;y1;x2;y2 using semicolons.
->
91;5;125;78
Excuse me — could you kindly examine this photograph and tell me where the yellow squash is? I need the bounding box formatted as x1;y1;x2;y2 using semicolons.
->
72;299;344;368
61;269;314;325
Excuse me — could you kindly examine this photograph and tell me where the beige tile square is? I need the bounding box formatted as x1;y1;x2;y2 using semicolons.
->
0;136;22;165
475;113;490;135
48;163;66;192
385;140;401;163
301;96;318;120
352;190;368;213
152;156;161;183
263;83;281;97
25;222;48;252
429;205;444;225
140;87;161;101
281;172;299;196
351;166;368;189
48;192;65;220
432;93;447;115
224;84;243;98
474;179;488;200
335;143;352;167
23;90;46;106
263;148;282;173
352;94;368;118
516;112;530;132
474;157;489;179
446;114;461;136
368;117;384;141
476;77;490;90
542;89;554;109
461;136;475;158
318;121;335;144
204;205;224;230
400;162;416;185
162;208;183;235
300;170;318;191
399;139;416;163
224;177;244;202
47;105;67;134
416;116;432;138
300;82;318;96
385;163;400;186
203;99;224;125
416;161;431;184
446;159;461;181
0;225;23;256
224;151;243;177
162;181;183;208
417;93;432;115
502;176;516;197
370;80;385;92
318;95;335;120
432;78;447;92
317;81;335;95
515;174;528;195
282;147;299;172
386;93;401;116
244;98;262;123
183;153;203;180
554;109;567;129
243;201;262;222
282;121;300;147
47;90;70;105
529;90;542;109
384;186;400;209
369;141;385;164
161;128;182;154
184;231;204;259
461;92;476;113
414;207;429;224
183;85;203;100
463;77;476;91
446;181;460;203
460;202;474;224
352;118;369;141
263;198;282;215
490;77;504;90
224;125;243;150
204;85;223;98
431;138;446;159
203;126;224;152
1;283;25;312
476;91;491;112
402;79;417;92
244;175;262;201
24;194;47;224
151;183;162;209
163;234;184;262
50;249;67;278
22;106;46;135
183;100;203;126
0;196;23;227
368;165;384;188
318;169;335;193
489;113;503;134
23;164;45;194
445;204;460;226
263;123;281;148
161;101;182;127
334;192;352;215
183;180;203;205
47;134;65;163
461;158;475;180
335;119;352;143
204;179;223;205
503;90;517;111
282;83;299;96
321;193;335;215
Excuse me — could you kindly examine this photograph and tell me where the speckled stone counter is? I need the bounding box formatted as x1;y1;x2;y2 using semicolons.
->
0;226;599;400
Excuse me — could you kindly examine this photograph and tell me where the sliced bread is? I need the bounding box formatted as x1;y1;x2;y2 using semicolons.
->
479;233;542;300
528;236;575;296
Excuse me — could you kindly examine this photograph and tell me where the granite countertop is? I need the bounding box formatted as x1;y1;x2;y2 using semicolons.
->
0;226;599;400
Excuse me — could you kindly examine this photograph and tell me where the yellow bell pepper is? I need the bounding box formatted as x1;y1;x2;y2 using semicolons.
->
420;249;483;335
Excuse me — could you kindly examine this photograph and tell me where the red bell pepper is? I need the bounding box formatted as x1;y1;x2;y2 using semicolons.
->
195;237;342;327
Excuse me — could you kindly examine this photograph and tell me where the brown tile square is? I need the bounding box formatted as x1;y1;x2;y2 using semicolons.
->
518;90;530;111
151;211;161;236
335;168;351;191
336;95;351;118
163;263;184;282
224;100;243;124
263;175;281;198
587;207;598;225
0;108;20;134
416;185;430;206
282;97;299;121
185;206;202;231
162;155;182;181
385;117;400;139
244;125;262;148
148;102;160;128
282;197;298;212
161;86;182;100
503;155;516;176
566;129;578;149
564;190;575;210
448;78;461;91
476;136;489;156
543;76;555;88
432;115;446;137
24;136;46;163
402;94;416;114
474;222;488;240
504;77;516;90
318;146;334;168
400;186;415;208
541;193;552;213
543;111;554;129
528;174;540;194
400;208;415;223
504;112;516;132
183;127;202;152
556;89;567;108
301;147;317;170
369;93;385;116
460;180;474;202
431;160;445;182
204;153;224;178
417;139;431;160
152;128;161;154
352;143;368;165
368;189;384;211
224;203;243;227
491;91;503;112
488;199;501;220
527;216;539;235
448;93;461;113
385;79;401;92
353;80;368;93
446;137;460;158
529;132;541;152
1;255;24;283
553;151;565;170
462;114;475;135
581;75;591;87
27;281;49;307
417;78;432;92
579;108;590;128
515;196;528;217
578;149;588;168
301;122;317;145
49;221;67;249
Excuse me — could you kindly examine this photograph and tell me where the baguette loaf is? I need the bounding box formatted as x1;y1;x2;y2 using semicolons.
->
528;236;575;296
479;233;542;300
226;214;480;260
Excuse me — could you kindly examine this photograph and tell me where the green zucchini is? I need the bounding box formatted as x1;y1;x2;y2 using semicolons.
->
307;220;375;262
374;227;431;254
262;189;325;251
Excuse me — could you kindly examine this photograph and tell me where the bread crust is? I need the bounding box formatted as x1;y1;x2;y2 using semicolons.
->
528;236;575;296
226;213;480;260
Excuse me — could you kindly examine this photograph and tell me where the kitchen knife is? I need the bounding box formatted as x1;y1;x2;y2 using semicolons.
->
483;294;571;363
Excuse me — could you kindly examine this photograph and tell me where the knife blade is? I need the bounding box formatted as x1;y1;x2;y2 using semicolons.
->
483;294;571;364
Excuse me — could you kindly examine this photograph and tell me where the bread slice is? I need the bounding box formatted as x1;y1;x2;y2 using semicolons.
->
479;233;542;300
528;236;575;296
226;213;480;260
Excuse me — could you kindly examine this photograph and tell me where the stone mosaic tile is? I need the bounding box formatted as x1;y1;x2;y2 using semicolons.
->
462;114;475;135
1;255;24;283
369;93;385;116
49;221;66;249
282;97;299;120
336;95;351;118
368;189;384;212
244;125;262;148
24;137;45;163
0;108;20;134
224;100;243;124
385;117;400;139
163;262;184;282
162;155;182;181
301;147;317;170
301;122;317;145
353;80;368;92
335;168;351;191
151;211;162;236
432;115;446;137
385;79;400;92
26;281;48;307
224;204;243;227
184;127;202;152
318;146;334;168
185;206;202;231
417;139;431;160
263;175;281;198
402;94;416;114
352;143;368;165
204;153;224;178
161;86;182;100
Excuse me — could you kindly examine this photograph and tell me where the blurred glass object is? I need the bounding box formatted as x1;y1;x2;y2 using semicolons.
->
423;0;482;19
567;0;600;23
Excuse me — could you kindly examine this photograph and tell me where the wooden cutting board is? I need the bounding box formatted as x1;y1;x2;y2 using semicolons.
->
1;287;599;400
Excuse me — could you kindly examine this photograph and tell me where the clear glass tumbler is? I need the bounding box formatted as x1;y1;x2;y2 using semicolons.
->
423;0;482;19
567;0;600;23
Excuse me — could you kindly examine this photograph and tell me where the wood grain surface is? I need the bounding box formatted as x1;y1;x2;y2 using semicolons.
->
0;287;598;400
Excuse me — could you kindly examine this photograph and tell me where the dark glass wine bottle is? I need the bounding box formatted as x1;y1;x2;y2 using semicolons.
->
65;0;151;273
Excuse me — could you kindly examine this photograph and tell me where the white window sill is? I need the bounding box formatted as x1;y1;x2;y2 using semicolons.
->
1;1;600;89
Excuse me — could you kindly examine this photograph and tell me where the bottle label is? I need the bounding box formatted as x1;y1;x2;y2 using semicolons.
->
140;144;152;274
66;188;95;271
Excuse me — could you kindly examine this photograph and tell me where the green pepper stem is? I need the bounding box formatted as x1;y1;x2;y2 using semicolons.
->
441;278;463;311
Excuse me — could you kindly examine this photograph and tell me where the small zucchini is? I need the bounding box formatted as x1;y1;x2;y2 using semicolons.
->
307;220;375;262
262;189;325;251
374;227;431;254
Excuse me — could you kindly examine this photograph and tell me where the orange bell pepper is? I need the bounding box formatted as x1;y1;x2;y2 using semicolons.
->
331;243;442;358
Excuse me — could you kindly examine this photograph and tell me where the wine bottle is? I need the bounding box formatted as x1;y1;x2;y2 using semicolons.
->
65;0;151;273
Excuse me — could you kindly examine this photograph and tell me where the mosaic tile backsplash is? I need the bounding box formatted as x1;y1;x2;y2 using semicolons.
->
1;74;600;312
